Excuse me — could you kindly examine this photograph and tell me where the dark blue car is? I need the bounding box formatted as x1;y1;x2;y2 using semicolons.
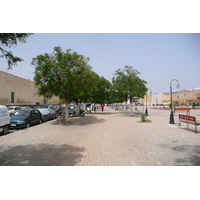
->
10;109;42;129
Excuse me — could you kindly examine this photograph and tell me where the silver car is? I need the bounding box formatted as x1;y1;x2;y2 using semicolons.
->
37;108;57;122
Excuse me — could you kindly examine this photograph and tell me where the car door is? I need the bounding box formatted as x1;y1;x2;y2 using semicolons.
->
29;110;37;124
30;110;41;124
35;110;41;123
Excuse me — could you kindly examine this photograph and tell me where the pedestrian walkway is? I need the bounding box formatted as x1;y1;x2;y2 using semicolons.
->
0;106;200;166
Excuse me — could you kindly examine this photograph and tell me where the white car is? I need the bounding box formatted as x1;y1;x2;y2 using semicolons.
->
7;106;21;116
0;105;10;135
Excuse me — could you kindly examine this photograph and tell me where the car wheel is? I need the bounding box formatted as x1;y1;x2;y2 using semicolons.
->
39;119;43;124
2;126;9;135
26;122;30;128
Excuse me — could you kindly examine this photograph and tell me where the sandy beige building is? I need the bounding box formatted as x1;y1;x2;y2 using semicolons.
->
1;70;200;106
172;88;200;105
142;93;170;106
141;88;200;106
0;71;60;106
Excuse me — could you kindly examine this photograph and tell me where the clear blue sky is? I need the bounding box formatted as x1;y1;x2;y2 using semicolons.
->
1;33;199;94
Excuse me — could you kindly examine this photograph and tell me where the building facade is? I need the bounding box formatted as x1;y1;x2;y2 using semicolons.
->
140;88;200;106
1;70;200;106
172;88;200;105
0;71;60;106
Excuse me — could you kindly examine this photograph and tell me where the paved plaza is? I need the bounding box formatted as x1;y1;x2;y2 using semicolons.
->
0;106;200;166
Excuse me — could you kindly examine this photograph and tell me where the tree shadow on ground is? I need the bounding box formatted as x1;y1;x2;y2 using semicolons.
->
51;115;106;126
92;111;117;115
118;111;141;118
172;145;200;166
0;144;85;166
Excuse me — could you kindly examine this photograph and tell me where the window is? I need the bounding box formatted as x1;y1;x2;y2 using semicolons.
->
11;92;14;103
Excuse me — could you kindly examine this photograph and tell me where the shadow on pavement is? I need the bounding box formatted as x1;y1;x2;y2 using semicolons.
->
0;144;85;166
51;115;107;126
172;145;200;166
92;111;117;115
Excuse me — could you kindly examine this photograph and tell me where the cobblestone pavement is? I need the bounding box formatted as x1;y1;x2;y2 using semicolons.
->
0;106;200;166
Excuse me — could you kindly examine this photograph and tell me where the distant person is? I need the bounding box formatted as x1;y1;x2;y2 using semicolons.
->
101;104;105;112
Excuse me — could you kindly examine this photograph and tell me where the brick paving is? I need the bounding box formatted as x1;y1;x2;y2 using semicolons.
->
0;106;200;166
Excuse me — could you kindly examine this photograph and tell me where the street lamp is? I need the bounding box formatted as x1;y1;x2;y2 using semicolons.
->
145;88;152;116
169;79;180;124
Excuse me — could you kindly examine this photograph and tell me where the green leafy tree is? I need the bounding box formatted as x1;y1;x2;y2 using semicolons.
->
32;46;97;122
192;103;196;109
112;65;147;114
90;76;111;104
0;33;33;69
197;97;200;104
107;87;122;104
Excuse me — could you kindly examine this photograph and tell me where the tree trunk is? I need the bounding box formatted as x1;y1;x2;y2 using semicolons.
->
65;103;69;122
130;97;133;116
77;103;80;116
75;100;80;116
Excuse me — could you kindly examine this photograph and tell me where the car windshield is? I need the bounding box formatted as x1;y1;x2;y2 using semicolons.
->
14;110;31;116
8;107;14;110
49;105;58;109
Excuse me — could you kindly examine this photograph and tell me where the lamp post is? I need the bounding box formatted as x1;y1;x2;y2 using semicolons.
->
169;79;180;124
145;88;152;116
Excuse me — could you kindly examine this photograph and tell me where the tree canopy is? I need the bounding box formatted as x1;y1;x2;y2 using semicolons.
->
32;46;148;120
112;65;147;104
0;33;33;69
90;76;111;104
32;46;99;121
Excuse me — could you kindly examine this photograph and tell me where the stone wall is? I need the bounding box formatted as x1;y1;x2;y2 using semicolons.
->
0;71;60;106
140;88;200;106
172;88;200;104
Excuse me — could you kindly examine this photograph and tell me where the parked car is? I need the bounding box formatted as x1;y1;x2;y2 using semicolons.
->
10;109;42;129
37;108;56;122
49;104;61;117
49;104;60;111
60;105;66;116
59;104;79;117
7;106;21;116
0;105;10;135
37;104;61;118
21;106;32;110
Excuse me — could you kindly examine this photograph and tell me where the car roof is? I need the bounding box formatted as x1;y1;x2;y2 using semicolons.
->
18;108;37;111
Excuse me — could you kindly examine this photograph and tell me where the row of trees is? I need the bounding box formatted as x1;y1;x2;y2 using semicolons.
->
0;34;148;122
32;46;148;121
